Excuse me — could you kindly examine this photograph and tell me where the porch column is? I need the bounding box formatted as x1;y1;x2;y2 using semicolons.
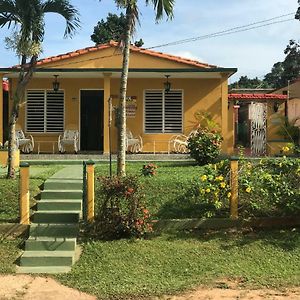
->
103;73;111;154
221;74;229;153
0;74;3;144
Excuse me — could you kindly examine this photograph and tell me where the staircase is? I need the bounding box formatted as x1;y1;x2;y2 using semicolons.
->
17;165;83;274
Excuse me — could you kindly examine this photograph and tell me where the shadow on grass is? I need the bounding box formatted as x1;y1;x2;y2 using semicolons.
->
163;227;300;251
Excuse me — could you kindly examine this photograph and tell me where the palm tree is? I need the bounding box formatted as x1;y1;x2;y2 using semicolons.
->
107;0;174;176
0;0;80;178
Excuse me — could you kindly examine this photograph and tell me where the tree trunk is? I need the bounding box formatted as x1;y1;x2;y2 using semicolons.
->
6;55;37;179
7;108;18;178
117;14;133;177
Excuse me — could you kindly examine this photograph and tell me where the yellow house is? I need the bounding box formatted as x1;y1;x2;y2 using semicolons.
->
0;41;237;155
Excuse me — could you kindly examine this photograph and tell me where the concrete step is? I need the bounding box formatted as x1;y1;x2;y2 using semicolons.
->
17;266;71;274
41;190;83;200
25;237;76;251
44;179;82;191
37;199;82;211
29;223;79;238
33;211;80;224
20;251;74;267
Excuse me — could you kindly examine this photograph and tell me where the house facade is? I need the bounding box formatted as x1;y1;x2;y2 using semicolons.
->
0;41;237;154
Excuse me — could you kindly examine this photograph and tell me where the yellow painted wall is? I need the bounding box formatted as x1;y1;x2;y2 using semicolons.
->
11;75;233;154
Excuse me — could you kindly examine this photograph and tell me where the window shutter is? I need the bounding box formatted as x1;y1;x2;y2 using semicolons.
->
26;90;45;132
46;90;64;132
164;90;183;133
145;90;163;133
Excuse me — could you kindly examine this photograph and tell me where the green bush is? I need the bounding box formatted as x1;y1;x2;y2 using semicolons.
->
187;128;223;165
91;175;152;239
238;158;300;217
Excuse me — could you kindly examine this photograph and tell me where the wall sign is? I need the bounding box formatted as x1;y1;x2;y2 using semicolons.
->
126;96;137;118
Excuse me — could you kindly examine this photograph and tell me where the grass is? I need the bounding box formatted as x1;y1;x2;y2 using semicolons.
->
0;238;21;273
95;161;217;219
0;165;62;223
57;229;300;299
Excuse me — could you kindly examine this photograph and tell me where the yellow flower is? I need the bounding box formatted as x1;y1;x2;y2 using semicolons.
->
246;187;251;193
220;182;226;188
282;146;290;153
227;192;232;198
200;175;207;182
206;188;211;193
216;175;224;181
200;188;205;194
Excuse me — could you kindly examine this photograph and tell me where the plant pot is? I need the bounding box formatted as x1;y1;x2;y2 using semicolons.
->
0;149;20;168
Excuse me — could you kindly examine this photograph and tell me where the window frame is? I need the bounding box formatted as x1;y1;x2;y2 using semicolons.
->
143;89;184;134
25;89;65;134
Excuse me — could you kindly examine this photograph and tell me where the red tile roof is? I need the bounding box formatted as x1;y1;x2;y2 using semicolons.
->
228;93;287;101
34;40;216;69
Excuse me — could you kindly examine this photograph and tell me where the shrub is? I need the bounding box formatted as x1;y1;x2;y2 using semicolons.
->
238;158;300;217
187;128;223;165
92;175;152;239
141;163;158;176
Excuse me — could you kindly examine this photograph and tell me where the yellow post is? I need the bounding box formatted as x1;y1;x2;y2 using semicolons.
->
19;162;30;225
0;74;3;144
103;73;111;154
230;157;239;219
86;160;95;222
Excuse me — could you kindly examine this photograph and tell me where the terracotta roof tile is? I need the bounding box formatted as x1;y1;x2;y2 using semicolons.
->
33;40;217;69
228;93;287;101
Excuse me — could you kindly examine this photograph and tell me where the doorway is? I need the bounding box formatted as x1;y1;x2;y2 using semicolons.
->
80;90;104;151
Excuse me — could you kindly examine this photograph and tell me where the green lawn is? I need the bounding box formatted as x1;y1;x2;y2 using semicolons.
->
0;238;21;273
0;165;62;223
57;229;300;299
95;161;222;219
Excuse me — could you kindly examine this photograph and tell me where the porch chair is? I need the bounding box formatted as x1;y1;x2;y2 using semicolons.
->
126;130;143;153
15;128;34;153
169;130;197;153
58;128;79;153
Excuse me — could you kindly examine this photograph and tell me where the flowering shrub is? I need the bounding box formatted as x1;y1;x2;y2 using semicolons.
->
187;128;223;165
141;163;158;176
92;176;153;239
238;158;300;217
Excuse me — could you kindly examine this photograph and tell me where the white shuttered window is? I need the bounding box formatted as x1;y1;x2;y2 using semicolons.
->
26;90;64;133
144;90;183;133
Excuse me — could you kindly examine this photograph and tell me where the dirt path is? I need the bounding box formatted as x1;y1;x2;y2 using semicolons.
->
0;275;299;300
0;275;96;300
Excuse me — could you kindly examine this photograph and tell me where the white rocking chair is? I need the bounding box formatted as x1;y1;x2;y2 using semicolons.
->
58;130;79;153
126;130;143;153
15;129;34;153
169;130;197;153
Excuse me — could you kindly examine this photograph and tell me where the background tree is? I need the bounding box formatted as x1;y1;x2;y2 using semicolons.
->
0;0;80;178
264;40;300;88
91;12;144;47
103;0;174;176
229;75;270;90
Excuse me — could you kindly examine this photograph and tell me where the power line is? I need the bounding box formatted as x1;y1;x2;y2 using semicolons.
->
147;12;295;49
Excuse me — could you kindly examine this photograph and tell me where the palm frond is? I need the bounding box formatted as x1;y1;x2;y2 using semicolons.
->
146;0;174;21
42;0;80;38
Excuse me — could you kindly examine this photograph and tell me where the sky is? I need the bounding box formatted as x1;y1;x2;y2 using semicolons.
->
0;0;299;82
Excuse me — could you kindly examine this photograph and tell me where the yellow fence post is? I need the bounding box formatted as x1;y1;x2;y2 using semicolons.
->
86;160;95;222
19;162;30;225
230;157;239;219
